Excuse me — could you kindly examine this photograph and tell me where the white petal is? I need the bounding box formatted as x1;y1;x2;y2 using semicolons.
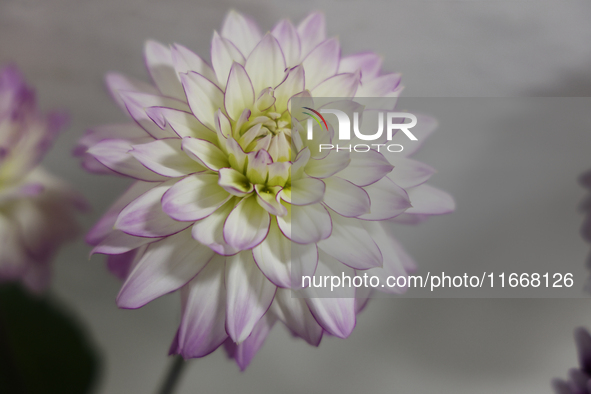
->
392;114;438;157
91;230;158;256
302;38;340;89
271;19;301;67
176;255;228;358
104;72;158;112
131;138;204;177
161;173;231;221
115;180;191;237
322;176;370;217
171;43;216;83
223;195;270;251
278;203;332;244
218;168;253;197
180;71;225;130
290;177;325;206
312;72;360;98
145;107;217;143
303;251;356;338
211;32;245;89
297;13;326;57
144;40;185;100
224;63;255;121
117;229;215;308
220;10;262;56
87;138;167;182
304;149;350;178
404;184;455;215
336;150;393;187
225;251;277;343
318;212;382;270
272;288;322;345
338;52;382;80
192;198;240;256
358;176;411;220
387;158;435;188
181;136;229;171
274;65;305;114
245;33;286;94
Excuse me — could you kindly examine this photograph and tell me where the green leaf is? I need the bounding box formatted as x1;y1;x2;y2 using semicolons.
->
0;284;99;394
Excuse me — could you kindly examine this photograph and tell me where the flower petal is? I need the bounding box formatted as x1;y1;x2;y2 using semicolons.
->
87;138;167;182
245;33;286;94
272;19;301;67
272;288;322;346
223;195;270;250
302;38;340;89
291;177;325;206
358;176;411;221
404;184;455;215
175;255;228;358
117;229;214;308
338;52;382;80
278;203;332;244
105;72;159;112
318;212;382;270
225;251;277;343
252;219;291;288
355;73;401;97
312;72;360;98
336;149;393;187
304;251;356;338
171;43;216;83
386;158;435;188
131;138;204;177
180;71;225;130
304;149;350;179
115;179;191;237
145;107;217;143
274;65;305;114
218;168;253;197
161;173;231;222
191;198;240;256
322;176;370;217
297;13;326;57
181;136;229;171
224;63;255;121
86;181;154;245
220;10;262;57
91;230;158;256
229;313;275;371
392;114;438;157
211;32;245;89
144;40;186;100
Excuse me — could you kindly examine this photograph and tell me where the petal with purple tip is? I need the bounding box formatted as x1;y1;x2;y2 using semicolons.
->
115;179;191;237
211;32;245;89
322;176;370;217
336;150;393;187
175;254;228;358
225;251;277;343
117;228;214;309
131;138;204;177
301;38;340;89
191;198;240;256
278;203;332;244
271;19;301;67
297;13;326;57
220;10;262;57
180;71;225;131
144;40;186;100
358;176;411;221
272;288;322;345
404;184;455;215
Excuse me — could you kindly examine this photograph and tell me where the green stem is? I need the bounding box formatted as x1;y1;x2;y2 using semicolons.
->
157;356;186;394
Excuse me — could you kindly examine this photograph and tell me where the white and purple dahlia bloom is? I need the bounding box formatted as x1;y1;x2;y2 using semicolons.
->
77;11;454;369
0;65;86;293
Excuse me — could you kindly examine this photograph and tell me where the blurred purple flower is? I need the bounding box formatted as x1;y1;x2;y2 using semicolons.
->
553;328;591;393
0;65;87;293
76;10;454;369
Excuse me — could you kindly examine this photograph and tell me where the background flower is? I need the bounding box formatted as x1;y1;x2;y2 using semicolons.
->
553;328;591;394
77;10;454;370
0;65;86;293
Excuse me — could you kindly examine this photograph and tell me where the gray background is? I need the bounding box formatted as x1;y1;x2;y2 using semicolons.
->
2;0;591;393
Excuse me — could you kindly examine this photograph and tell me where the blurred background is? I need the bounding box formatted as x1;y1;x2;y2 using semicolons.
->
2;0;591;392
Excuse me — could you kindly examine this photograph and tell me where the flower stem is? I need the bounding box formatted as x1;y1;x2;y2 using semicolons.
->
157;356;186;394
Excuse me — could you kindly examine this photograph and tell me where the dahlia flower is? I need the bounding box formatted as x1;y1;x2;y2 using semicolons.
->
553;328;591;393
0;65;86;293
77;10;454;369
